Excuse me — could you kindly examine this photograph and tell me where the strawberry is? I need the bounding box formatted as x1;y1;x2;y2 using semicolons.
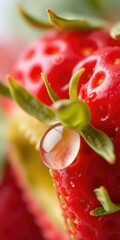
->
2;8;120;240
0;36;68;239
0;163;45;240
5;46;120;240
12;9;120;106
3;11;113;239
48;46;120;240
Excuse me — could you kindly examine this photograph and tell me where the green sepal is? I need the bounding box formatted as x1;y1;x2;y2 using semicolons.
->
87;0;105;17
7;76;58;125
18;5;52;29
41;73;59;103
47;9;107;30
0;81;12;99
110;22;120;39
54;99;91;130
69;68;85;99
81;124;115;164
90;186;120;216
7;76;116;165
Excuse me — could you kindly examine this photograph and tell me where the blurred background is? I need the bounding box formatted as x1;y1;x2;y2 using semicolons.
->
0;1;120;240
0;0;120;41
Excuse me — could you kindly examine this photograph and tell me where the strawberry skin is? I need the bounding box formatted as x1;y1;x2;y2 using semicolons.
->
9;25;120;239
51;47;120;239
13;28;120;105
0;164;45;240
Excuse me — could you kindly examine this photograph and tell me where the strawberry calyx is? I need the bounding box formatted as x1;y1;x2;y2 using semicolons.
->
1;72;115;165
69;68;85;99
0;81;12;99
47;9;108;30
18;6;108;31
7;76;58;125
91;186;120;216
54;99;90;130
18;5;120;41
42;72;115;164
41;73;59;103
17;5;52;29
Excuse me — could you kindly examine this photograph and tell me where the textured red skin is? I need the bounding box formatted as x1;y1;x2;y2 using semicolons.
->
52;47;120;239
12;28;120;106
0;164;44;240
12;29;120;239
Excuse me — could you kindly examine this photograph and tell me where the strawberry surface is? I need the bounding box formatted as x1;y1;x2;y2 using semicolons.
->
6;15;120;240
0;163;44;240
13;28;120;105
51;47;120;239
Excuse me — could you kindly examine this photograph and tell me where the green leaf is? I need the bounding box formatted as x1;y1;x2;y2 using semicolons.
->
41;73;59;103
47;9;107;30
90;186;120;216
87;0;105;18
7;76;58;125
17;5;52;29
69;68;85;99
54;100;115;164
54;99;91;130
0;81;12;99
110;22;120;39
81;124;115;164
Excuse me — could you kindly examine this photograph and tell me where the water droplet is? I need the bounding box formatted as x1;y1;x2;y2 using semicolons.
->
89;92;97;101
115;127;119;132
101;116;109;121
70;181;75;188
40;124;80;170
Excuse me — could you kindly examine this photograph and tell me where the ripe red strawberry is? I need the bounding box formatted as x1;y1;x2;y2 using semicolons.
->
7;45;120;240
13;28;120;106
3;9;120;240
0;163;44;240
47;47;120;239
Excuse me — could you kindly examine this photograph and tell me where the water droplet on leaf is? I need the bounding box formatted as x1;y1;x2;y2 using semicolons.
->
40;124;80;170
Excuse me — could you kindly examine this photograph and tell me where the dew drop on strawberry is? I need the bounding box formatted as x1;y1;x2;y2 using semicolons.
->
40;124;80;170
